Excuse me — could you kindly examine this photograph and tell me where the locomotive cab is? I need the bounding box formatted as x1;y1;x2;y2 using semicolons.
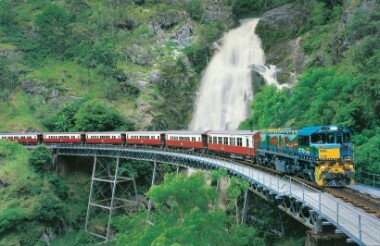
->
298;126;355;186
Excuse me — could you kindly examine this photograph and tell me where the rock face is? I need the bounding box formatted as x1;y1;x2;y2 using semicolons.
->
203;2;230;23
257;2;309;84
125;44;156;66
259;3;307;31
171;22;194;48
266;36;306;84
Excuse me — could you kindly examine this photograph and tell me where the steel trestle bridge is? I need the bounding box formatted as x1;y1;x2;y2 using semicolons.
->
48;144;380;245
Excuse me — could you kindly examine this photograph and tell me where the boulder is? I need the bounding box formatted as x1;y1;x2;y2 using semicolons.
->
171;22;194;48
150;70;161;83
135;97;154;129
21;79;47;96
259;2;307;31
125;44;155;66
157;10;188;29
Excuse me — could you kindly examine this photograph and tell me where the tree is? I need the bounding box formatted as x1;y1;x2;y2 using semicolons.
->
29;145;53;172
48;100;84;132
0;1;15;26
35;4;71;56
114;172;264;246
74;101;130;131
82;38;118;77
0;58;18;96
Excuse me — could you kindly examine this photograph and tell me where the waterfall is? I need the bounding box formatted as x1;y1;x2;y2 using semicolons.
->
190;18;284;131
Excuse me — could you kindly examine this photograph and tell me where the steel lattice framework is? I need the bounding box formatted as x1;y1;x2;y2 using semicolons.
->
42;144;380;246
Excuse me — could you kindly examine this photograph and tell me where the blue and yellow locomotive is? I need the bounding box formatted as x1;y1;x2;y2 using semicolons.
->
257;126;355;186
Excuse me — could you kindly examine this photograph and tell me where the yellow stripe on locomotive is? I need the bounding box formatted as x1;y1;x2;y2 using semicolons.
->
318;148;340;159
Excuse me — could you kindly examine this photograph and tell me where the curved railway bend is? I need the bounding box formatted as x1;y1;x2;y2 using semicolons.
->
26;144;380;245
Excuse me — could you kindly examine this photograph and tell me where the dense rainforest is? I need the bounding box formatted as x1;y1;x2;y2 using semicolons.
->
0;0;379;245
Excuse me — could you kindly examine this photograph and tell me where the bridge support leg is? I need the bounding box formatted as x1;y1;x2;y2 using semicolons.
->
241;189;249;224
147;160;158;221
85;156;138;242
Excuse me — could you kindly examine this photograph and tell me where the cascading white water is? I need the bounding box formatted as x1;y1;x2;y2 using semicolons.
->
190;18;284;131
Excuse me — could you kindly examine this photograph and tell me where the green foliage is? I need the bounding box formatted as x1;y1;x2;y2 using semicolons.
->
50;231;94;246
35;3;71;56
183;22;224;73
231;0;291;17
81;37;118;76
353;128;380;173
0;208;28;234
34;192;64;222
48;99;134;132
74;101;131;131
0;1;15;25
147;173;217;213
115;172;264;246
210;168;228;183
308;2;330;27
49;100;83;132
29;145;53;172
150;58;198;130
0;58;19;99
184;0;203;21
48;175;69;199
345;6;380;42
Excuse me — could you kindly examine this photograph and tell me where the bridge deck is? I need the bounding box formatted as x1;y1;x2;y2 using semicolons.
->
49;145;380;246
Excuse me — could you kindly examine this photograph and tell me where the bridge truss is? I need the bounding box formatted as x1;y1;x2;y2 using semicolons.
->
50;144;379;245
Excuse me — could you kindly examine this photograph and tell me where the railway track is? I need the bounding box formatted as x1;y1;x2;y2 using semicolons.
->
232;158;380;218
324;188;380;218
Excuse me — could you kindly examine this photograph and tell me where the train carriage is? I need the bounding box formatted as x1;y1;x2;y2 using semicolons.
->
126;131;163;146
165;131;206;149
86;132;124;144
206;131;260;158
43;132;83;144
0;133;40;144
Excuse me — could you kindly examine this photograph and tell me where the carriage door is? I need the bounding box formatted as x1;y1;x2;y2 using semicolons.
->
202;134;208;148
161;133;166;146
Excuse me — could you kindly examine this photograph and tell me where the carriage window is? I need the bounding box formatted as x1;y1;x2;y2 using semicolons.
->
213;137;217;143
237;138;242;146
218;137;222;144
343;133;350;143
230;138;235;146
246;138;249;147
223;137;228;145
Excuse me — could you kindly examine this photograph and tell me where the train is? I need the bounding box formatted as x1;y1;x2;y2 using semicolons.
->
0;126;355;186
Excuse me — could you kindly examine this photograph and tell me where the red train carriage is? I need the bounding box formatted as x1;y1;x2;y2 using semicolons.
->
43;132;83;144
206;131;260;157
86;132;124;144
126;131;163;146
165;131;206;149
0;133;40;144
